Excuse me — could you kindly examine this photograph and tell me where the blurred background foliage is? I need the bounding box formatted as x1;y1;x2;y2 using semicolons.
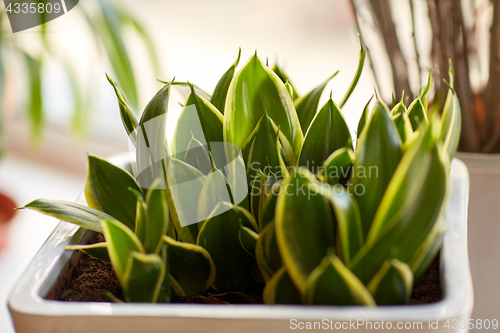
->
350;0;500;153
0;0;161;158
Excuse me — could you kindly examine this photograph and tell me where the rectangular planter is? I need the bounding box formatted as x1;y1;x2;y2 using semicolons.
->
8;156;473;333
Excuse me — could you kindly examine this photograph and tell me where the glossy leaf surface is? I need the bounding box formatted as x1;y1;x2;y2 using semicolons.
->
164;236;215;296
224;54;303;157
197;202;256;292
275;168;335;293
210;48;241;114
350;100;403;238
123;252;165;303
294;72;337;133
101;219;145;283
263;266;301;304
367;259;413;305
21;199;118;233
85;155;142;230
298;99;351;171
305;253;375;306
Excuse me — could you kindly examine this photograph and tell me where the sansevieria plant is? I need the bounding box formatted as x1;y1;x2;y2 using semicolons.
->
21;42;461;306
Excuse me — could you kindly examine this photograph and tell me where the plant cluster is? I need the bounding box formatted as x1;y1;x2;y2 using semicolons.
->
23;43;461;306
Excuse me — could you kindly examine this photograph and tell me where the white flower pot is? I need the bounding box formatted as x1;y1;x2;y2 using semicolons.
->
8;156;473;333
456;152;500;326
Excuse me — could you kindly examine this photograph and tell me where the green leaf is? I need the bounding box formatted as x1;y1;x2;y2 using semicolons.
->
65;242;109;261
366;122;440;245
263;266;301;304
254;170;279;228
66;61;89;138
339;37;366;108
143;185;169;254
20;199;118;233
285;82;294;99
241;114;282;186
123;252;165;303
367;259;413;305
171;92;223;164
94;0;138;108
124;14;163;78
225;149;249;210
312;184;364;267
351;139;449;285
272;63;299;100
239;225;259;257
407;98;429;131
392;106;413;143
275;168;335;293
391;98;407;116
132;190;148;250
85;155;142;230
305;252;375;306
356;96;373;138
321;148;355;186
294;72;338;134
250;170;267;224
298;98;351;171
136;82;171;190
157;244;171;303
256;220;282;281
163;235;215;296
197;167;233;221
350;100;403;238
167;81;212;101
106;73;138;146
410;220;445;282
439;65;461;160
165;158;206;243
24;53;43;143
419;66;435;111
224;54;303;158
258;182;279;230
197;202;257;292
210;48;241;114
183;136;212;175
101;218;145;283
103;291;124;303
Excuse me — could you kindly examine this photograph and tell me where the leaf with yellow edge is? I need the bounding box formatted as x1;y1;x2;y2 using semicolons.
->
275;168;335;293
367;259;413;305
263;266;301;305
163;235;215;296
101;218;145;284
304;252;375;306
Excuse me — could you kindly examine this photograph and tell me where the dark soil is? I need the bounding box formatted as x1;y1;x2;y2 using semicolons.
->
410;254;442;304
48;234;442;305
49;234;123;302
